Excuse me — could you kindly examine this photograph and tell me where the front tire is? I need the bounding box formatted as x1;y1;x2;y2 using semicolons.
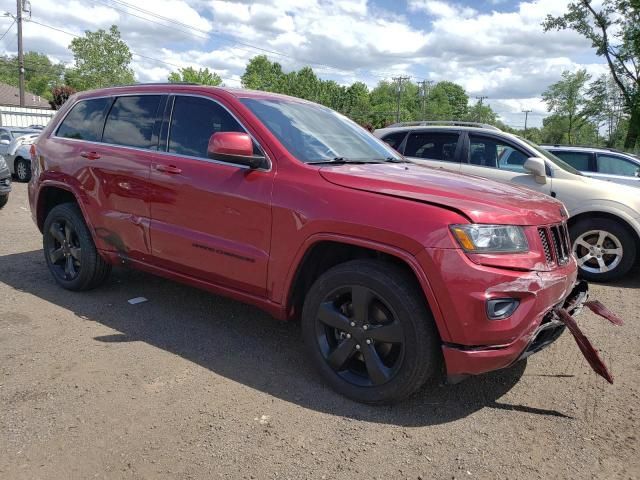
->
0;194;7;209
301;259;441;404
15;157;31;182
43;203;111;290
570;217;636;282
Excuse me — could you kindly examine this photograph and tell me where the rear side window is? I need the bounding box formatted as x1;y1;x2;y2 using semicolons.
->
103;95;162;149
381;131;407;151
404;132;459;162
56;98;111;141
597;154;640;177
168;96;244;158
552;151;593;171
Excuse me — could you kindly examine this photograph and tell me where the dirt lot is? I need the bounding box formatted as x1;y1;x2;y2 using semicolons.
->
1;182;639;480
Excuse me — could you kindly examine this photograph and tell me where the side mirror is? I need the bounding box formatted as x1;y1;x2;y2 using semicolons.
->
0;139;10;145
207;132;266;169
524;157;547;184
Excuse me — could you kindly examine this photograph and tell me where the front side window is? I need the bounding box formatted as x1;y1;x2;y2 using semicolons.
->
552;151;593;171
168;96;244;158
404;132;459;162
56;98;112;141
240;98;402;163
0;129;10;142
468;135;529;172
597;154;640;177
103;95;162;149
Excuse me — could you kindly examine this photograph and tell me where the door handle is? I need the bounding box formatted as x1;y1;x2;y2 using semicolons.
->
155;164;182;174
80;151;101;160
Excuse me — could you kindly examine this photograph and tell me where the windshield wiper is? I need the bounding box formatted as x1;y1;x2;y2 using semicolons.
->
307;157;384;165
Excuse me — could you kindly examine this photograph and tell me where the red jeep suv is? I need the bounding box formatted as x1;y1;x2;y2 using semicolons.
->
29;84;584;404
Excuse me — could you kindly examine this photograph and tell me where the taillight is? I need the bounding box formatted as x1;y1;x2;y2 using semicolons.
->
30;144;36;161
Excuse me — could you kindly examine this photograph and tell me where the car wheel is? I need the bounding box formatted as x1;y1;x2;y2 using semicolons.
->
15;157;31;182
0;194;7;209
43;203;112;291
570;217;637;282
301;259;441;404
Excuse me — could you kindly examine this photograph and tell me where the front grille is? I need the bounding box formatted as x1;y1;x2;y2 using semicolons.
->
538;223;571;267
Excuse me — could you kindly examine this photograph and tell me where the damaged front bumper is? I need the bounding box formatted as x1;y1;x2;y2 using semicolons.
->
445;280;589;383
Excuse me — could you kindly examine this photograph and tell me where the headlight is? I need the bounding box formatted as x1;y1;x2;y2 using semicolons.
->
0;156;6;169
450;224;529;253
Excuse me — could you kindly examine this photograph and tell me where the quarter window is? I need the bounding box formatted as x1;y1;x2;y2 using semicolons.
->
56;98;111;141
103;95;162;149
597;154;640;177
168;96;244;158
404;132;459;162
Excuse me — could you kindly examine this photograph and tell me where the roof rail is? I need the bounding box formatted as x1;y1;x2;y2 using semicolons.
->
545;144;636;154
386;120;502;131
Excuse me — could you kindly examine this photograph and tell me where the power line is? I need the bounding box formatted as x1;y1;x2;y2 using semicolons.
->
0;18;15;41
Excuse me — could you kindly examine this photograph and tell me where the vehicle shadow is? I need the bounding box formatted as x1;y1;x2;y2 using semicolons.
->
0;249;571;426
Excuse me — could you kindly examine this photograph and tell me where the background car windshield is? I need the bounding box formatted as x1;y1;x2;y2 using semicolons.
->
241;98;402;163
519;137;582;175
11;130;40;136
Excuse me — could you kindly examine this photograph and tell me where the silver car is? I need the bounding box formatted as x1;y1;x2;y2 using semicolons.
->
0;128;41;182
375;122;640;282
542;145;640;188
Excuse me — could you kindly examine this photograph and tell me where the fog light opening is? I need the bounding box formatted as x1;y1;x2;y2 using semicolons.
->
486;298;519;320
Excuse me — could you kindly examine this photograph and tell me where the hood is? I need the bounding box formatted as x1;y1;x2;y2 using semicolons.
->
319;163;565;225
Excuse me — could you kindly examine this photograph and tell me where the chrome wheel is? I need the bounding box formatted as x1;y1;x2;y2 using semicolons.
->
573;230;623;274
16;161;27;180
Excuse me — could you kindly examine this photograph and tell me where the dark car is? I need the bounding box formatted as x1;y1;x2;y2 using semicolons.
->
0;154;11;209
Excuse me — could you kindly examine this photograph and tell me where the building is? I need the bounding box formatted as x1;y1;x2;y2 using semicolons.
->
0;82;55;127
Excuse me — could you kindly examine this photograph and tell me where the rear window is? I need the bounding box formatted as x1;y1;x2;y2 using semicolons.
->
56;98;111;141
103;95;162;149
552;151;593;171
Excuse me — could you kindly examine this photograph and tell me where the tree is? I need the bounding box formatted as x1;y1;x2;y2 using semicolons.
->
0;52;65;100
542;69;593;144
465;102;499;124
544;0;640;150
427;81;469;119
168;67;222;86
49;85;77;110
241;55;286;91
587;73;626;146
65;25;135;91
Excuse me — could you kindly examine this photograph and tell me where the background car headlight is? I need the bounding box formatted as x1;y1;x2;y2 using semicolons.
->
450;224;529;253
0;156;6;169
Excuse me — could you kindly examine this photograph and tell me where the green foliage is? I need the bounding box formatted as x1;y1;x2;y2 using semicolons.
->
542;69;594;144
168;67;222;86
544;0;640;150
0;51;65;100
66;25;135;91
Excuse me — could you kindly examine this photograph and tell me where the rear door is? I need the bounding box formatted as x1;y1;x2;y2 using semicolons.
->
549;150;596;176
401;130;462;172
459;133;552;195
55;94;165;260
147;94;273;296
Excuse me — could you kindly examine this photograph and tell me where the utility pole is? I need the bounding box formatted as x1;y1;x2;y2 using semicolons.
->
16;0;25;107
417;80;433;120
475;95;488;106
522;109;532;138
392;76;410;123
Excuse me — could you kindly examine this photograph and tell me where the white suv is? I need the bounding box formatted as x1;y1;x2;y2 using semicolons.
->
375;122;640;282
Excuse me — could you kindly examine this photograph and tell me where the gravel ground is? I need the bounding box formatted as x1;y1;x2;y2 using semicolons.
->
1;182;639;480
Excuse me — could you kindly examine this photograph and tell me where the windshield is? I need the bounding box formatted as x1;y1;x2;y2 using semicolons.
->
240;98;403;164
518;136;583;175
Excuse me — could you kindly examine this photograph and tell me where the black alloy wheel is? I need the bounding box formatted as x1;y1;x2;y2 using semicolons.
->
47;219;82;282
315;284;404;387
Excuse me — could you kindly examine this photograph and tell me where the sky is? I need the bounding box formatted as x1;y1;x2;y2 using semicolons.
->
0;0;609;128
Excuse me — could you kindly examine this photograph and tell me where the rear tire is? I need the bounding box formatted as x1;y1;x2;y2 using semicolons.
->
570;217;636;282
43;203;111;290
0;194;7;209
15;157;31;182
301;259;441;404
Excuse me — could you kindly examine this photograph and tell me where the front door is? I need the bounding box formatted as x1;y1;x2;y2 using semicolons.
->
459;133;552;196
148;94;273;296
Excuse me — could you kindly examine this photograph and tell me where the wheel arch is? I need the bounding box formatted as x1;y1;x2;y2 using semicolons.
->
36;183;86;233
568;211;640;244
283;234;449;339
